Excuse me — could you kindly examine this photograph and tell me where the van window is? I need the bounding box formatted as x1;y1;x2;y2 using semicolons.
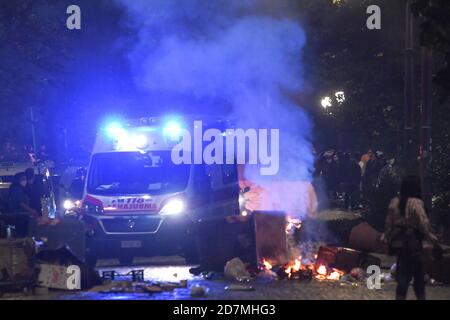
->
87;151;190;196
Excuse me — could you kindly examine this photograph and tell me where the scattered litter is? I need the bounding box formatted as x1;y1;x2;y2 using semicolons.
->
190;284;208;297
90;279;188;294
179;280;188;288
102;269;144;282
36;246;101;290
225;283;255;291
340;274;356;283
380;273;394;282
201;271;223;280
141;284;163;293
349;268;365;281
390;263;397;277
257;269;278;281
224;257;250;281
339;280;358;287
90;280;133;293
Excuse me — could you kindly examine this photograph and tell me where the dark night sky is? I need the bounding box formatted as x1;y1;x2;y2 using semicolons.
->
0;0;407;158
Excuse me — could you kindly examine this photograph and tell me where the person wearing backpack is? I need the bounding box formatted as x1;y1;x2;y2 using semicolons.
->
385;175;439;300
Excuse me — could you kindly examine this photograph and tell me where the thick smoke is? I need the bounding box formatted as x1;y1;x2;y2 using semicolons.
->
115;0;316;217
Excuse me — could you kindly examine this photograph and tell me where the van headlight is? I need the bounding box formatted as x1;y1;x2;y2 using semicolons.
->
63;199;81;215
159;198;185;216
63;200;76;210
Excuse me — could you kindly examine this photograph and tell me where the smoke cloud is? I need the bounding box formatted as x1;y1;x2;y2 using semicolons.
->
115;0;316;217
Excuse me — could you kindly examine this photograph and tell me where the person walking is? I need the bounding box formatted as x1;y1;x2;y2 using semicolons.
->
385;175;439;300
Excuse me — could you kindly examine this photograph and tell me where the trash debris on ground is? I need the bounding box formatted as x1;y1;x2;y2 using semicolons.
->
36;245;101;290
224;257;251;281
101;269;144;282
390;263;397;278
257;269;278;281
190;284;208;297
258;241;391;283
141;284;163;293
90;279;189;294
201;271;223;280
0;238;39;296
225;283;255;291
315;245;381;273
339;279;358;287
349;268;365;281
38;264;78;290
339;274;357;283
349;222;386;253
380;272;394;283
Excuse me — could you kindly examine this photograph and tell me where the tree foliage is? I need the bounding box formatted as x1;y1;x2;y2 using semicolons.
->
0;0;68;143
297;0;405;153
411;0;450;218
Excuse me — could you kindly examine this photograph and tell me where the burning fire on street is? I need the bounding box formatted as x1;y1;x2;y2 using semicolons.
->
259;216;345;282
285;216;302;234
260;257;345;281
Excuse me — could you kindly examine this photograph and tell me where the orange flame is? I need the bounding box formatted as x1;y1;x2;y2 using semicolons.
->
262;253;344;281
261;259;273;270
285;216;302;234
284;256;303;277
317;265;327;276
315;265;344;280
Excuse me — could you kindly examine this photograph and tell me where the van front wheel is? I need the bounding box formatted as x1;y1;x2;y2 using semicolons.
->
183;240;199;264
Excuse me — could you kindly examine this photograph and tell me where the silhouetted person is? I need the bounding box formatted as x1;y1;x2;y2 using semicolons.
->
385;175;439;300
69;167;87;199
363;152;383;206
8;172;38;217
25;168;43;216
38;144;50;161
322;152;339;199
340;153;361;209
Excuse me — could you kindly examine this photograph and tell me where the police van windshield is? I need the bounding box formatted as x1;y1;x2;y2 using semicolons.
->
87;151;190;196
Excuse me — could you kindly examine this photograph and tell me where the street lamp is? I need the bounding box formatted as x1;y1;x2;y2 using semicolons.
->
321;96;332;109
334;91;345;104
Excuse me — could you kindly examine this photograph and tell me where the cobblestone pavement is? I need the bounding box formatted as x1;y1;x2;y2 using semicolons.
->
3;264;450;300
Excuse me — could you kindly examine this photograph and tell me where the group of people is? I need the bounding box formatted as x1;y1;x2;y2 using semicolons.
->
314;149;402;210
0;142;51;163
6;168;43;217
315;148;442;300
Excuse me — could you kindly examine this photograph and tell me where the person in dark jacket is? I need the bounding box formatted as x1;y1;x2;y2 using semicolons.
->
8;172;38;217
24;168;43;216
68;167;86;200
339;153;361;209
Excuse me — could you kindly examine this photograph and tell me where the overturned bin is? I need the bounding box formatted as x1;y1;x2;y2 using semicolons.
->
0;238;39;296
315;245;381;273
195;212;289;272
